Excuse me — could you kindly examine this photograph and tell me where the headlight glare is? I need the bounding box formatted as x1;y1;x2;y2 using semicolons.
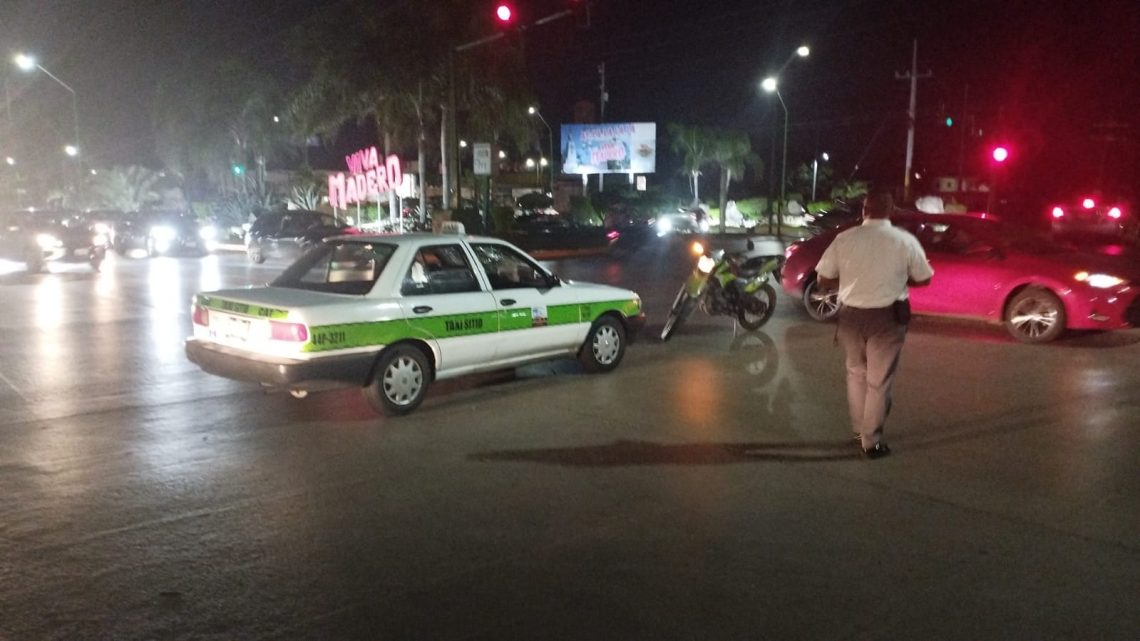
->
1075;271;1127;289
199;225;217;240
92;233;109;247
697;255;717;273
36;233;62;250
151;226;177;241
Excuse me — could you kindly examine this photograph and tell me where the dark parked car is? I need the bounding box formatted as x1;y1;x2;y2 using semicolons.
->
113;210;214;257
245;210;354;263
503;213;615;252
0;210;106;273
782;210;1140;343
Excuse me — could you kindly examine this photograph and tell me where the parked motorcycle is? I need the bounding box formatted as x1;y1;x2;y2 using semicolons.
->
660;239;782;341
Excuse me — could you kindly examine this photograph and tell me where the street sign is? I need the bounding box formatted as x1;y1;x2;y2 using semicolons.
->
473;143;492;176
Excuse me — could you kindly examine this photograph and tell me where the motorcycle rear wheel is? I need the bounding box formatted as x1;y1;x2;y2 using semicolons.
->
660;285;695;341
737;283;777;331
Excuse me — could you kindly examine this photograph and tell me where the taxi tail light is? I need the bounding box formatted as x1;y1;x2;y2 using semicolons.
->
270;320;309;342
342;226;362;235
191;304;210;327
1108;207;1123;219
1051;206;1065;219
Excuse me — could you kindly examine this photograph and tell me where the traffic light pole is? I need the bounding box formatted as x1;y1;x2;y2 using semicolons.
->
443;7;578;214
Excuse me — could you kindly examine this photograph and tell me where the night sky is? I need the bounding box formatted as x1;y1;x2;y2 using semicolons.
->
2;0;1137;205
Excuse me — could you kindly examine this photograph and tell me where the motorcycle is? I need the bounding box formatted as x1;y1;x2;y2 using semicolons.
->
660;239;782;341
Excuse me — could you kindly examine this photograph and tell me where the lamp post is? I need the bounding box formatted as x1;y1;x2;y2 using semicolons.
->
811;152;829;201
762;77;789;233
15;53;82;190
528;106;554;194
761;44;809;235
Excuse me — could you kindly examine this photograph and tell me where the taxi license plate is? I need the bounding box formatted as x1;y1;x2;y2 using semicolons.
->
215;316;251;342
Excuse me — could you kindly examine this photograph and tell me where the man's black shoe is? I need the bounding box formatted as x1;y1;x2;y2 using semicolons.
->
862;443;891;459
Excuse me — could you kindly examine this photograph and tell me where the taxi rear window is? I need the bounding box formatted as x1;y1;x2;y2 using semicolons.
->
272;241;396;295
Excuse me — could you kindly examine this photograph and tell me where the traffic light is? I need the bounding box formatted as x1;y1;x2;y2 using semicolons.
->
991;146;1009;163
945;117;953;127
494;3;514;24
232;164;245;176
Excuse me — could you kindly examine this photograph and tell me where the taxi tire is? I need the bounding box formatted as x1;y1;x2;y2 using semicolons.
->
248;245;266;264
363;345;431;416
579;316;626;373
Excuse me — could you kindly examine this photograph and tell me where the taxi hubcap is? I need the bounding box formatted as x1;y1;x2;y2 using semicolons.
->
592;326;620;364
383;356;423;405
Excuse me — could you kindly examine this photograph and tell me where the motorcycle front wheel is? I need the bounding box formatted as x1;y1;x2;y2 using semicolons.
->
737;283;777;331
660;285;695;341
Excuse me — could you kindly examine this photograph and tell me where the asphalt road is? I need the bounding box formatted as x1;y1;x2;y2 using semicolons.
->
1;241;1138;640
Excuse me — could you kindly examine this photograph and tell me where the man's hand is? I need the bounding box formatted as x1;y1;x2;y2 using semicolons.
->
817;275;839;292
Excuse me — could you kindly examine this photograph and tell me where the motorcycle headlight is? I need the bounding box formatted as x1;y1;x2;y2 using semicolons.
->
199;225;217;240
1074;272;1127;289
93;222;110;235
657;218;673;233
92;233;109;247
151;225;177;241
36;233;62;250
697;255;717;273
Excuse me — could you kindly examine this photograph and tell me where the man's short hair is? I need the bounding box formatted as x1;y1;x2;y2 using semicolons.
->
864;191;894;218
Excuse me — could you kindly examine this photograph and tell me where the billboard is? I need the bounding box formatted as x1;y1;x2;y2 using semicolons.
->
560;123;656;175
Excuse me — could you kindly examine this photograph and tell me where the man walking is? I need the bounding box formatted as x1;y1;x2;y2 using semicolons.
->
814;191;933;459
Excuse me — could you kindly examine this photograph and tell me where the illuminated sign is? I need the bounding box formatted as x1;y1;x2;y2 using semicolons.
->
561;123;656;175
328;146;403;209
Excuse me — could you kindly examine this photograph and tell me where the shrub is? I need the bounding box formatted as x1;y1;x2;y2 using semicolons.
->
491;205;515;233
450;207;485;234
568;196;599;225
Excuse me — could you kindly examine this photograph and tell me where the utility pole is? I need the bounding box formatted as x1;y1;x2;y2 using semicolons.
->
956;83;969;197
895;39;931;202
597;62;607;192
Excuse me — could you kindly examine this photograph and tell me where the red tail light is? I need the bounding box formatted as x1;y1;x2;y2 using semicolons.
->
192;304;210;326
1108;207;1123;219
1082;198;1096;209
269;321;309;342
1051;206;1065;219
342;227;362;235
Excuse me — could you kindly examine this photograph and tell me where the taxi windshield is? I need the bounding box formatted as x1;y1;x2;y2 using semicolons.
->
272;241;396;295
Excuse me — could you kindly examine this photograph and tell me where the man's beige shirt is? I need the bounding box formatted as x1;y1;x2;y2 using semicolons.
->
814;219;934;309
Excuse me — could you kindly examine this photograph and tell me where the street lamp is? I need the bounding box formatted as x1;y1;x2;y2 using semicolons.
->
14;53;82;177
761;44;810;234
4;156;13;166
64;145;79;157
762;77;789;231
528;106;554;194
811;152;829;201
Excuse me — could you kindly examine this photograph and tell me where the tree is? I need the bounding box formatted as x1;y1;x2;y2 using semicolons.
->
707;129;760;233
87;166;163;212
668;123;712;207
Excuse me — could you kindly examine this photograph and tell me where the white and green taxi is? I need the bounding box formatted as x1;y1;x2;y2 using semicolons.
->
185;226;645;416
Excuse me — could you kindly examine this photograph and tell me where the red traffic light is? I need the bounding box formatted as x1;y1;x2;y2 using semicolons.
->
991;146;1009;163
495;3;513;22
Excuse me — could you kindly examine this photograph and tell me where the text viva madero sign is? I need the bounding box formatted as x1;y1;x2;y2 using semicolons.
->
328;146;402;209
560;123;656;175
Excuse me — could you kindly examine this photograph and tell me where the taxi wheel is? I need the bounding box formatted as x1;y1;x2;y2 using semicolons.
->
364;345;430;416
248;245;266;264
579;316;626;373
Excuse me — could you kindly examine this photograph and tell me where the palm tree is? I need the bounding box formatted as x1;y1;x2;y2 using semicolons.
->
668;123;711;207
707;129;760;233
88;166;163;212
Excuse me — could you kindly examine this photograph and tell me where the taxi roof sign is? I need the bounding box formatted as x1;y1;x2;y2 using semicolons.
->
440;221;466;234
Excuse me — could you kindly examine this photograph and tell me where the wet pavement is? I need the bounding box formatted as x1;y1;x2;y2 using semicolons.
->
1;241;1138;640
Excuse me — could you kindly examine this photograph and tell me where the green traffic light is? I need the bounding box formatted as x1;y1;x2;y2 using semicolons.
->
945;117;953;127
232;164;244;176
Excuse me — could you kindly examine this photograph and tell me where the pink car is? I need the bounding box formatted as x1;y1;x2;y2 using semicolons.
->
781;211;1140;343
